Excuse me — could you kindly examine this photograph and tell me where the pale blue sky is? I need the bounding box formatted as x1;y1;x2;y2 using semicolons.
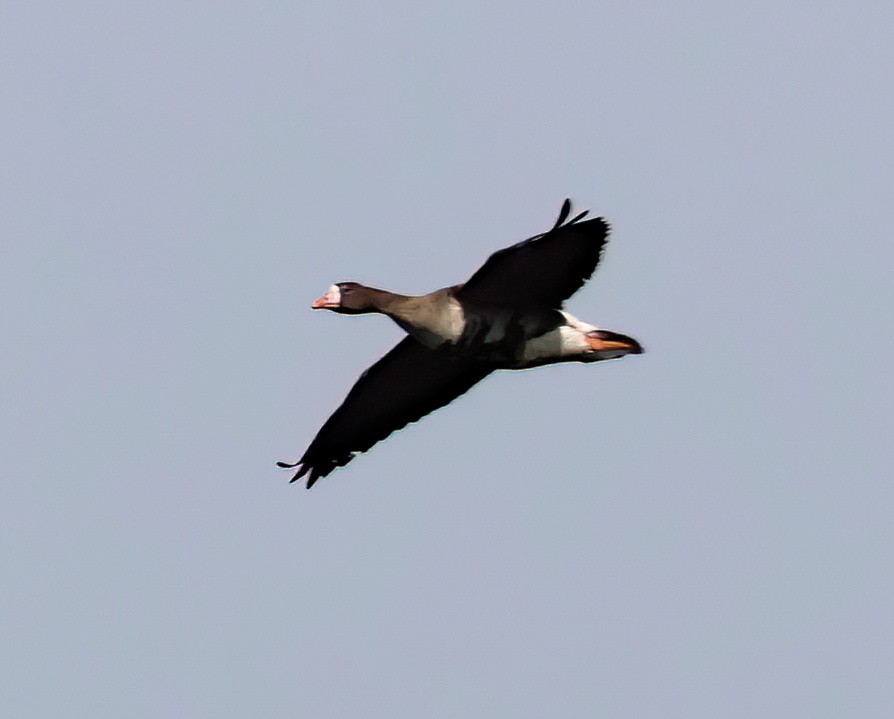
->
2;2;893;717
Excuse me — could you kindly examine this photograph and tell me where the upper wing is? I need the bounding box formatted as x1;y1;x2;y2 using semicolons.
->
279;337;492;488
456;199;610;307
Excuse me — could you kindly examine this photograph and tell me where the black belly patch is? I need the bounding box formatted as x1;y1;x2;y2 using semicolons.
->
453;305;563;362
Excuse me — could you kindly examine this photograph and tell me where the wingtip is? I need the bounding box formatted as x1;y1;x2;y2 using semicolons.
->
290;464;310;483
280;459;312;486
552;199;596;229
552;198;572;230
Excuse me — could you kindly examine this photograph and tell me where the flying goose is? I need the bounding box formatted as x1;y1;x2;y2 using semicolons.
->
279;200;643;488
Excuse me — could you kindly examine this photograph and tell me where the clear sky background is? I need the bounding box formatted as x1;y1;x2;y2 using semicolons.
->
3;2;892;717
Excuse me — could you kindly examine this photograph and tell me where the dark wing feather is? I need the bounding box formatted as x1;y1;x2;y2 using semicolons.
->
457;200;609;308
280;337;491;488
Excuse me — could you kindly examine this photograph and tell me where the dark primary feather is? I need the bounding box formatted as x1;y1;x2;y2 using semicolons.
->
457;199;609;308
280;337;491;488
552;197;572;228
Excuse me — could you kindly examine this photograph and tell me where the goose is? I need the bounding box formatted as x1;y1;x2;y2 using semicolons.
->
279;199;643;488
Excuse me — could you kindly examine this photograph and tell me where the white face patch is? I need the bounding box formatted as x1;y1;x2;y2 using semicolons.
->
324;284;341;305
312;284;342;310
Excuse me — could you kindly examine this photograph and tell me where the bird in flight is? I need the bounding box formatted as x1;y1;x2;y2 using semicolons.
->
279;199;643;488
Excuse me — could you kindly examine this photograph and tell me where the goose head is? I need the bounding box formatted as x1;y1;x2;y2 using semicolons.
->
311;283;382;315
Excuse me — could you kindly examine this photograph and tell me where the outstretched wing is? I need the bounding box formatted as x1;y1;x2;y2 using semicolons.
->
457;199;610;307
280;337;492;488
